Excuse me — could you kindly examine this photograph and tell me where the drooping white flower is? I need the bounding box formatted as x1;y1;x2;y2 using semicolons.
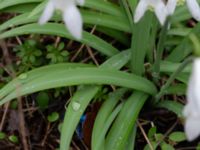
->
166;0;177;15
39;0;84;40
183;58;200;141
186;0;200;21
166;0;200;21
134;0;168;25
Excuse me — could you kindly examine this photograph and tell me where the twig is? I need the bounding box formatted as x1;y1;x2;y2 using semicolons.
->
0;102;10;131
86;45;99;66
137;120;154;150
0;40;29;150
70;25;96;61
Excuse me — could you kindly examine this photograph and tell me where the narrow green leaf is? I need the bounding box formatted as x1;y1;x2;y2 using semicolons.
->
0;63;92;100
105;92;148;150
0;23;119;57
0;67;157;104
157;100;184;118
0;0;42;10
60;51;131;150
92;88;127;150
0;11;131;32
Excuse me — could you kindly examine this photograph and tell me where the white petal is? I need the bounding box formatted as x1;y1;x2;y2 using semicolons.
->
166;0;177;15
186;0;200;21
154;2;168;25
191;58;200;108
75;0;84;6
63;5;83;39
39;0;55;24
184;116;200;141
184;58;200;141
134;0;148;23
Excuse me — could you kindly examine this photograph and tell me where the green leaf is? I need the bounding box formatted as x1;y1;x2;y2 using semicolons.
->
92;88;127;150
169;132;186;142
8;135;19;143
0;63;92;100
10;100;18;109
148;126;157;139
196;143;200;150
36;92;49;109
84;0;124;17
0;23;119;57
47;112;59;122
166;23;200;62
144;141;157;150
0;67;157;105
161;142;175;150
130;12;153;75
105;92;148;150
157;100;184;118
1;10;130;32
60;50;131;150
0;132;6;140
0;0;42;10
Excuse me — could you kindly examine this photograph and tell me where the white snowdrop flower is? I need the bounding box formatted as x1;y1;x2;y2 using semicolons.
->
39;0;84;40
134;0;168;25
186;0;200;21
183;58;200;141
166;0;177;15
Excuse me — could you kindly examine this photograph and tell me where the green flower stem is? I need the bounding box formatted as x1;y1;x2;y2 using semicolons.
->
127;0;137;14
152;19;169;82
155;56;193;103
120;0;134;29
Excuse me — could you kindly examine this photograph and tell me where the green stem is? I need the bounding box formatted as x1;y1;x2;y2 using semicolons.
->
127;0;137;14
152;19;169;81
120;0;134;29
155;56;193;103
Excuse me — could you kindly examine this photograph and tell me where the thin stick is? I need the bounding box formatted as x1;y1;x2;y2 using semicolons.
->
0;103;10;131
86;45;99;66
70;26;96;61
137;120;154;150
0;40;29;150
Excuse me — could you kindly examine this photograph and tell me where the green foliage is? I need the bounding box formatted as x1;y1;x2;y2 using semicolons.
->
10;100;18;109
0;132;6;140
47;112;59;123
14;40;42;70
8;135;19;143
46;42;69;64
0;0;199;149
161;142;175;150
36;91;49;109
145;127;187;150
169;132;186;142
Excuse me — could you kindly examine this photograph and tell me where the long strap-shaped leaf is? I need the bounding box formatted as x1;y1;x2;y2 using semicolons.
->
0;11;131;32
0;0;124;18
60;50;131;150
0;63;93;100
0;23;119;57
105;91;148;150
166;23;200;62
0;67;157;104
0;0;42;10
92;88;127;150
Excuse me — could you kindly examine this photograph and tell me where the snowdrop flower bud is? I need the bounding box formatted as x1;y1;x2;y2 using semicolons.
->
183;58;200;141
39;0;84;40
134;0;168;25
186;0;200;21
